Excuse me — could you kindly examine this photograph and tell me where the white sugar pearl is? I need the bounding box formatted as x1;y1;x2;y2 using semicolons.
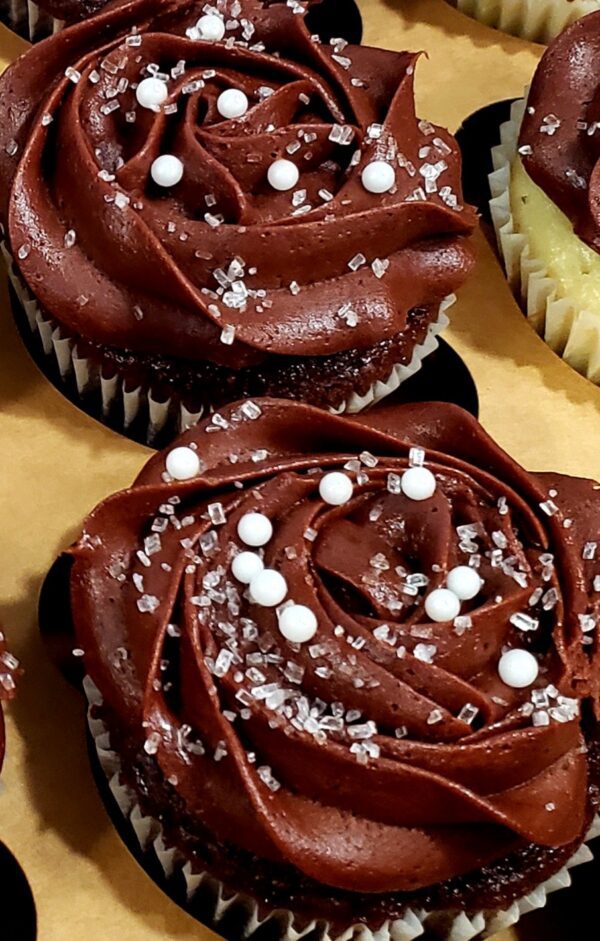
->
361;160;396;194
250;569;287;607
279;604;318;644
231;551;264;585
319;471;354;506
447;566;482;601
165;447;200;481
151;154;184;188
135;77;168;110
401;467;436;501
237;512;273;548
424;588;461;623
196;13;225;41
498;649;539;689
217;88;249;119
267;159;300;192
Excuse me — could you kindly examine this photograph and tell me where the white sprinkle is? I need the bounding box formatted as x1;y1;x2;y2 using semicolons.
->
137;594;160;614
458;703;479;724
540;499;559;517
65;67;81;84
348;253;366;271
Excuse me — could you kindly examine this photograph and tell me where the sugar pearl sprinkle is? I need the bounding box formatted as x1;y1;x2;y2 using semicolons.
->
231;551;264;584
217;88;249;120
249;569;288;607
424;588;461;624
498;650;539;689
401;467;436;501
319;471;354;506
279;605;318;644
237;512;273;547
361;160;396;194
151;154;184;188
446;566;482;601
165;447;201;481
135;77;168;110
196;13;226;41
267;158;300;192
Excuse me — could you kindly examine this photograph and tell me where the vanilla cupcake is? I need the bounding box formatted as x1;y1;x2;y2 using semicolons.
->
0;0;475;444
57;397;600;940
489;12;600;382
447;0;600;43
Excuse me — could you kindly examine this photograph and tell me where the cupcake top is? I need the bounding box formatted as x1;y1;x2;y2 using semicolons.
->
0;632;20;774
519;11;600;253
69;397;600;895
0;0;475;371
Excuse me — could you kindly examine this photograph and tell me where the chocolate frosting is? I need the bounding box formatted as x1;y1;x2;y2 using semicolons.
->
69;399;600;894
0;0;475;369
520;11;600;254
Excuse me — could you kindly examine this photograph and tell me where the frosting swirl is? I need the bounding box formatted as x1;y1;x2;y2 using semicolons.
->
520;11;600;254
69;399;600;894
0;0;475;369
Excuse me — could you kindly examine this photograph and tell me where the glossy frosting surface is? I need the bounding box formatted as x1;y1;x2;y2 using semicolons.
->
520;11;600;255
69;399;600;893
0;0;475;368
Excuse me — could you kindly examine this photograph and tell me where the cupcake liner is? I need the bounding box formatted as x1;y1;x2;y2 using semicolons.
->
2;240;455;445
0;842;37;941
452;0;600;43
489;97;600;384
0;1;62;40
83;674;600;941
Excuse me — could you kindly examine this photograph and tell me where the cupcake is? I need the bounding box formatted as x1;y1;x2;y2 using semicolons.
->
490;13;600;384
0;0;476;444
446;0;600;43
59;396;600;940
0;0;363;44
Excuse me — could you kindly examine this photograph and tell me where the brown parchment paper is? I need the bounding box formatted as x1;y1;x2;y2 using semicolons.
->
0;3;599;940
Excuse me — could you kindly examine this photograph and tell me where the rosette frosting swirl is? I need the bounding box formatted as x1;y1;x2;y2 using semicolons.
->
69;399;600;894
0;0;475;369
520;11;600;254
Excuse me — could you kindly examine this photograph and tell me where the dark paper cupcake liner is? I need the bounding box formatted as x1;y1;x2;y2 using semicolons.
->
83;675;600;941
0;842;37;941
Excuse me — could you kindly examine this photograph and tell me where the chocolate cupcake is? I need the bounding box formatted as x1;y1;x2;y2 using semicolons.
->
59;397;600;939
0;0;363;43
446;0;600;43
490;12;600;384
0;0;476;444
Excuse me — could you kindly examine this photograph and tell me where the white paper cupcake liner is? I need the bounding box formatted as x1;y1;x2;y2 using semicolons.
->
1;240;454;444
452;0;600;43
0;1;63;40
83;675;599;941
489;97;600;384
